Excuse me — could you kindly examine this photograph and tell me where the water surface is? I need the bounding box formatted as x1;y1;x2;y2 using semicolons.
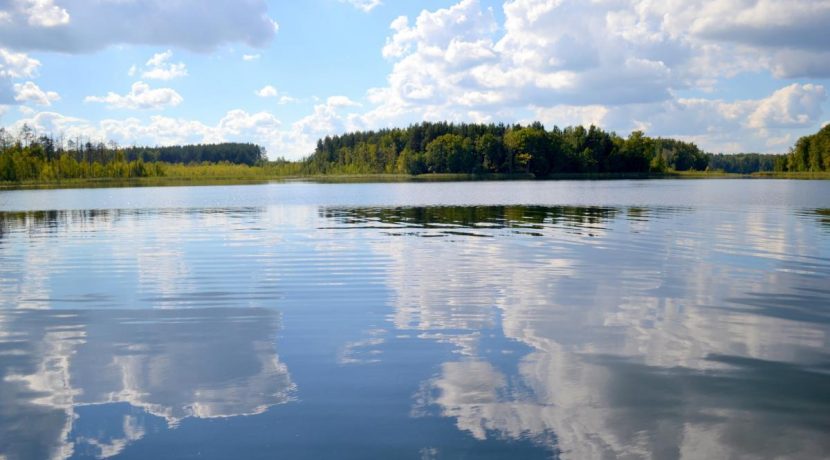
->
1;180;829;459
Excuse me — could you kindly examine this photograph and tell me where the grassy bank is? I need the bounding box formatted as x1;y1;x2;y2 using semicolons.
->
2;166;829;190
752;171;830;179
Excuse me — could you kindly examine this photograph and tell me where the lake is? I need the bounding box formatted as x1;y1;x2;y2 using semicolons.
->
1;179;828;459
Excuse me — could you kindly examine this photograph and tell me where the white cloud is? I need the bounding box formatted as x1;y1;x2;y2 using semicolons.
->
13;80;824;162
0;47;40;78
340;0;382;13
252;86;307;106
255;85;278;98
532;105;610;128
280;96;365;156
13;81;59;106
539;83;828;153
139;50;188;80
0;0;70;28
326;95;360;108
0;0;278;52
85;82;183;110
387;0;824;108
4;1;830;158
213;109;281;139
686;0;830;51
0;47;41;104
747;83;827;130
336;0;830;153
21;0;70;27
7;111;91;139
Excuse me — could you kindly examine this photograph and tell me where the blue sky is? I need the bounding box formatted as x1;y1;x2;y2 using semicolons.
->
1;0;829;159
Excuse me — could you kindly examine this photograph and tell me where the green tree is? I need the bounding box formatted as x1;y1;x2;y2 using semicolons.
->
476;133;507;172
425;134;472;173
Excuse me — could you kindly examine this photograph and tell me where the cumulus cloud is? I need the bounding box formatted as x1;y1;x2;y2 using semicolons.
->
746;83;827;130
255;85;279;98
686;0;830;51
0;0;278;52
13;80;59;106
0;47;41;104
138;50;188;80
282;96;365;155
340;0;830;153
7;110;88;138
0;0;70;28
0;47;40;78
21;0;69;27
85;82;183;110
213;109;282;138
326;95;360;108
4;0;829;157
532;83;828;152
340;0;382;13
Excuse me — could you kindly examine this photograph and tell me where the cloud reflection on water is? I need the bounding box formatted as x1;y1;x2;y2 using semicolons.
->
326;205;830;459
0;209;296;460
0;308;294;460
0;202;827;459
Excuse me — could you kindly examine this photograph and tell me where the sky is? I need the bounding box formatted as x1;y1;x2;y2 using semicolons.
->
0;0;829;159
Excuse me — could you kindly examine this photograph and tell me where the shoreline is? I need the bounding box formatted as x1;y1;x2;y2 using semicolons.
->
2;170;829;191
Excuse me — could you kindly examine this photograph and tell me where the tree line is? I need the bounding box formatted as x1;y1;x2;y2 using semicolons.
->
122;143;265;166
0;125;266;182
781;124;830;172
304;122;711;176
707;153;782;174
306;122;830;176
3;120;828;183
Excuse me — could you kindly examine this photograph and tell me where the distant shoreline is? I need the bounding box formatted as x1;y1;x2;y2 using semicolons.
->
2;170;829;191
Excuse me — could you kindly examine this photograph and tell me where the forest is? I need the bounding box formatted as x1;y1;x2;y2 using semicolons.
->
306;121;830;176
0;125;269;182
707;153;782;174
780;124;830;172
304;122;709;176
1;121;828;183
122;143;266;165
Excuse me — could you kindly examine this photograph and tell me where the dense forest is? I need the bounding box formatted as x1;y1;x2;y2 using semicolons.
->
0;125;267;182
2;121;829;183
707;153;782;174
306;122;830;176
123;143;266;166
304;122;709;176
781;124;830;172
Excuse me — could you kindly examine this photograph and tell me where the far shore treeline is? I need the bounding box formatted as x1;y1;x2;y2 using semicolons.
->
308;122;828;175
1;122;828;183
0;125;288;182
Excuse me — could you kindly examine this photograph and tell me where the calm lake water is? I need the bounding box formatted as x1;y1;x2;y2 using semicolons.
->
1;179;829;459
